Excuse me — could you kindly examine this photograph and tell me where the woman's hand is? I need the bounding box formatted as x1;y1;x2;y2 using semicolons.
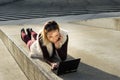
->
54;36;62;49
51;62;58;70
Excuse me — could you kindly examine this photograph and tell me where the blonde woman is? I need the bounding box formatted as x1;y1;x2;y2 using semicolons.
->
21;21;69;70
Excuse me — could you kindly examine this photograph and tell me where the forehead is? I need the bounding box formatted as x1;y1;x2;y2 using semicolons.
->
47;30;59;36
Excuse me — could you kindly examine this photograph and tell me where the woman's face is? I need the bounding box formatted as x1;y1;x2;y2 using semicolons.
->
47;29;60;43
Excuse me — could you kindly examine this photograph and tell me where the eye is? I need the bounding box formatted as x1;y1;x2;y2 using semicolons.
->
48;36;52;39
55;34;59;37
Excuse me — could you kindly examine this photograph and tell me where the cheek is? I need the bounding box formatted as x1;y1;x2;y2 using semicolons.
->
48;38;52;41
47;37;58;43
47;37;53;42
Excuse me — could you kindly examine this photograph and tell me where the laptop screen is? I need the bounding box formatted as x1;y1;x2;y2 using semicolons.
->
57;58;80;75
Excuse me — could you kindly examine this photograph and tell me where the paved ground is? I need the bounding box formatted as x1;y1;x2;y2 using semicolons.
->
0;15;120;80
0;39;28;80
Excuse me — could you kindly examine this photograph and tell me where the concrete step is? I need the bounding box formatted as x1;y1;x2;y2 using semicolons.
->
0;9;87;21
0;38;28;80
0;10;87;21
0;26;62;80
0;0;17;5
1;0;120;21
0;8;120;21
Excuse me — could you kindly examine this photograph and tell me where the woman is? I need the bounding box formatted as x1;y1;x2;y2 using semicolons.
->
21;20;69;70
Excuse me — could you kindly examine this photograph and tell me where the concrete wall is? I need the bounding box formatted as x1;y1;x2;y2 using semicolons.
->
0;28;62;80
78;17;120;31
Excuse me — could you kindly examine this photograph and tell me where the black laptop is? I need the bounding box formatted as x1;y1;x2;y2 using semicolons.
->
53;58;81;75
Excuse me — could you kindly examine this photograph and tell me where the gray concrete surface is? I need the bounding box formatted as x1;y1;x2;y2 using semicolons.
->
0;0;18;5
78;17;120;31
1;12;120;25
0;39;28;80
0;26;62;80
0;15;120;80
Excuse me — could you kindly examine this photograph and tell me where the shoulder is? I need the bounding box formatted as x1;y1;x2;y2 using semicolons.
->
60;29;68;36
60;29;68;44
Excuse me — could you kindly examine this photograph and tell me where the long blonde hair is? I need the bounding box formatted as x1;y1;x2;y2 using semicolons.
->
40;20;60;46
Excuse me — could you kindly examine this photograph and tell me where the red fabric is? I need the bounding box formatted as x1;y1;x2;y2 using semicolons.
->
21;30;37;49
